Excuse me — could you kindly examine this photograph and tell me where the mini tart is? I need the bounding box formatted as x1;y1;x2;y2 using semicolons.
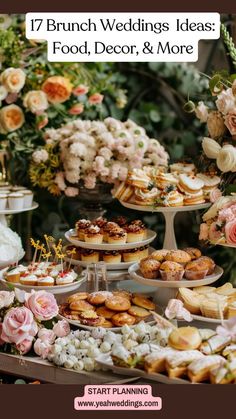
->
56;271;76;285
80;249;100;263
103;222;120;242
96;306;116;319
84;225;103;244
139;257;161;279
168;327;202;350
151;249;170;262
165;250;191;265
111;216;128;227
178;174;204;194
134;187;160;206
111;312;136;327
67;292;88;303
20;274;38;286
114;182;134;202
160;261;184;282
92;216;107;229
128;305;150;318
69;300;95;312
37;276;54;286
156;173;179;190
123;248;142;263
125;224;145;243
75;219;92;240
87;291;113;305
183;247;202;260
102;251;121;264
131;295;155;310
105;296;131;312
6;270;21;283
197;256;215;275
107;229;127;245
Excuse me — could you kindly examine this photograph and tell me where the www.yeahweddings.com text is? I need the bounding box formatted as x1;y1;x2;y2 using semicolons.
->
26;13;220;62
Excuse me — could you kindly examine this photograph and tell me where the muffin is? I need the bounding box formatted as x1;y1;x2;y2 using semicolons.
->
80;249;100;263
183;247;202;260
151;249;170;262
197;256;215;275
123;248;141;263
84;225;103;244
75;219;92;240
102;251;122;264
125;223;145;243
139;257;161;279
160;261;184;281
165;250;191;266
184;259;208;280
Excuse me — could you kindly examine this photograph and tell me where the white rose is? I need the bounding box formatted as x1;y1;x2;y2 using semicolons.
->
0;14;12;30
23;90;48;114
216;145;236;172
0;85;7;101
0;290;14;309
195;101;208;122
0;68;26;93
216;88;236;115
202;137;221;159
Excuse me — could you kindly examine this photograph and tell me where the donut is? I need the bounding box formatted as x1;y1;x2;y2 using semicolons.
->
128;305;150;318
105;296;131;312
96;306;116;319
131;295;155;310
67;292;88;304
69;300;95;312
111;312;136;327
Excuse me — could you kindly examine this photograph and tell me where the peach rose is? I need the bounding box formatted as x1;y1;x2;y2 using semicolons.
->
0;104;25;132
88;93;104;105
53;320;70;337
25;290;58;321
23;90;48;114
1;307;38;345
225;220;236;245
208;222;222;242
216;88;236;115
73;84;89;96
0;68;26;93
16;338;33;355
38;328;56;344
68;103;84;115
224;112;236;136
195;101;208;123
42;76;72;104
209;188;222;203
199;223;209;241
34;338;52;359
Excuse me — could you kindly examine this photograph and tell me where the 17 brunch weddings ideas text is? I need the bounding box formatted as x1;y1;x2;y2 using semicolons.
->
26;12;220;62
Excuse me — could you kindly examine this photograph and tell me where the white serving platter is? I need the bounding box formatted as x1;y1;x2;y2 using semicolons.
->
0;201;39;215
65;228;156;250
120;201;210;213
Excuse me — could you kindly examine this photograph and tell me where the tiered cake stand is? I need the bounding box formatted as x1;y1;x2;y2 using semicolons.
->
0;202;39;226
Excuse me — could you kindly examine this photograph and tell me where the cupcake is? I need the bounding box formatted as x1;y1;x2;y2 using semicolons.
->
123;248;142;263
107;228;127;245
184;260;208;280
160;261;184;281
20;274;38;286
139;257;161;279
56;270;77;285
5;267;21;283
37;276;55;286
80;249;100;263
139;245;149;259
165;250;191;266
8;192;24;211
0;194;7;210
125;223;145;243
111;216;128;227
84;225;103;244
75;219;92;240
92;216;107;229
22;190;34;208
102;251;122;264
103;222;119;242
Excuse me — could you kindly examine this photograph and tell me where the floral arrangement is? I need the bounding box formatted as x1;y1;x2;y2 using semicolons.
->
29;117;169;196
0;287;60;355
199;195;236;246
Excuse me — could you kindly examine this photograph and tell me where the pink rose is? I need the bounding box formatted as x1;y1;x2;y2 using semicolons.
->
0;324;5;346
216;88;236;115
225;219;236;245
34;338;52;359
53;319;70;337
199;223;209;241
73;84;89;96
68;103;84;115
208;222;222;242
224;112;236;136
38;328;56;344
209;188;222;203
1;307;38;345
16;338;33;355
218;207;235;222
25;290;58;321
64;186;79;197
88;93;104;105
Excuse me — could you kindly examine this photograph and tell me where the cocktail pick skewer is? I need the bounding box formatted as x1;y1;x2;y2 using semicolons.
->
38;244;46;263
31;239;40;268
66;248;76;270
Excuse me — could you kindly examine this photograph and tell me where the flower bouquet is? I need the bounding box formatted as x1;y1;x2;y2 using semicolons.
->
0;287;61;355
199;195;236;246
29;117;169;196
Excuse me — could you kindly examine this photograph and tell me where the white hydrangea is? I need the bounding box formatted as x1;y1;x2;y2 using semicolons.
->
32;149;49;164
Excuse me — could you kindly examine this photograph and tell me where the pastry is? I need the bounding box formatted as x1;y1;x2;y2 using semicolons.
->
114;182;134;201
215;283;234;296
178;174;204;195
67;292;88;303
183;190;205;206
112;312;136;327
165;250;191;265
134;187;160;206
160;261;184;281
81;249;100;263
156;173;179;190
100;319;114;328
222;344;236;359
112;290;132;300
210;361;236;384
111;216;128;227
20;274;38;286
128;305;151;318
178;288;204;314
200;297;228;319
123;248;142;263
199;329;216;341
170;162;196;175
37;276;54;286
131;295;155;310
227;302;236;318
56;270;77;285
165;350;204;378
197;256;215;275
92;216;108;229
103;222;119;242
168;327;202;350
127;168;153;189
188;355;226;383
200;335;231;355
138;246;149;259
184;259;209;280
75;219;92;240
151;249;170;262
125;223;146;242
79;310;102;326
87;291;113;306
84;225;103;244
107;229;127;245
96;306;116;319
69;300;95;312
105;296;131;312
196;173;221;196
139;257;161;279
183;247;202;260
102;251;122;264
161;189;184;207
144;348;178;373
194;286;216;295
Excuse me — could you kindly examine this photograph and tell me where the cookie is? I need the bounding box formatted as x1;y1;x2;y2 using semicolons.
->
105;296;131;312
128;305;150;318
96;306;116;319
131;295;155;310
111;312;136;327
69;300;95;312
